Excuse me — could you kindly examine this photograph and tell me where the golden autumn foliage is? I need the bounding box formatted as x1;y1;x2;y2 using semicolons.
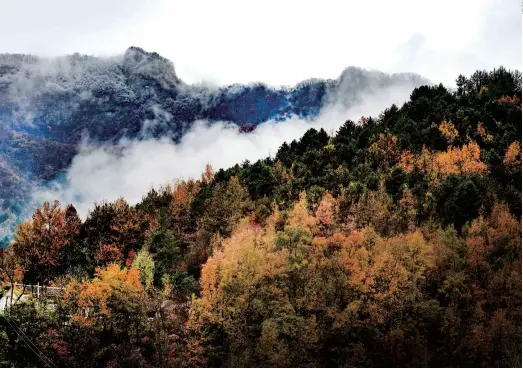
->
464;203;522;362
368;133;400;169
288;192;316;230
270;160;292;185
170;179;201;215
315;193;335;227
466;203;521;273
439;120;459;143
186;220;272;365
399;141;488;178
436;141;487;175
476;122;493;142
201;163;215;184
169;179;200;231
398;188;417;233
187;198;440;366
62;264;143;327
503;141;521;173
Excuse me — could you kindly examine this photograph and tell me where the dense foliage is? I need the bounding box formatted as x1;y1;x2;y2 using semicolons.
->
0;67;521;367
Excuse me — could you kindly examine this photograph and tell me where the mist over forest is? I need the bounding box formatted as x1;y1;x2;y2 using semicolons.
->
0;47;430;243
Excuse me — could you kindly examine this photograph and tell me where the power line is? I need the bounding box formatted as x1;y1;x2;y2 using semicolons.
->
3;314;56;368
3;317;53;367
9;315;56;368
4;315;56;368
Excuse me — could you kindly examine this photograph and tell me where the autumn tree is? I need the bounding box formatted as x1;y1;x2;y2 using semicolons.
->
464;203;522;365
201;163;215;184
62;263;144;327
398;187;417;233
439;120;459;144
60;263;150;366
187;220;271;366
503;141;521;174
197;176;251;260
399;141;488;178
83;198;145;267
169;179;200;249
57;205;83;276
12;201;79;286
476;122;493;143
497;95;521;105
0;248;24;310
314;192;336;235
270;160;293;187
368;133;400;170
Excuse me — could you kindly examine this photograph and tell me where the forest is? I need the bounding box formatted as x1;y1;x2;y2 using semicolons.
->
0;67;521;367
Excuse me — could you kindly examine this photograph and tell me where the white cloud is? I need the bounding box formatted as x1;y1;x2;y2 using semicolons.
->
32;82;417;217
0;0;520;86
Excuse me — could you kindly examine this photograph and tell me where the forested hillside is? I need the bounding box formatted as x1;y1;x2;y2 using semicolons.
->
0;67;521;367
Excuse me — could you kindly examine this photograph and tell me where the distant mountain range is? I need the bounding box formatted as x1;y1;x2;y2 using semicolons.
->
0;46;431;243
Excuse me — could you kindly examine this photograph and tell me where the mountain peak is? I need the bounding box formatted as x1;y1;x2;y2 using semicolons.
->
123;46;181;85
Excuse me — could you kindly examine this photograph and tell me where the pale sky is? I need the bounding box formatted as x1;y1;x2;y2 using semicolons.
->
0;0;521;86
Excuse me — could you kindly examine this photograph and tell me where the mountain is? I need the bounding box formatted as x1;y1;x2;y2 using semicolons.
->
0;47;430;242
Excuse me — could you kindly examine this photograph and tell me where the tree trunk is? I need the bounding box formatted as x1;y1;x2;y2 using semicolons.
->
9;280;14;309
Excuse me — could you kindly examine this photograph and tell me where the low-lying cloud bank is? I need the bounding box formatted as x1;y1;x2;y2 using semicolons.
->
32;83;419;218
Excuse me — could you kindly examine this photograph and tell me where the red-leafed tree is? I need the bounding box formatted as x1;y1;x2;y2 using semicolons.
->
12;201;79;285
0;247;24;309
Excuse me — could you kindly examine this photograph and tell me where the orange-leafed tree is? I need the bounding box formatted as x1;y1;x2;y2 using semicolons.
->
12;201;79;285
0;247;24;309
270;160;293;187
83;198;145;267
434;141;488;176
169;178;200;249
94;244;124;266
187;220;271;366
60;263;149;367
399;141;488;178
464;203;522;364
439;120;459;144
288;192;316;231
368;133;401;170
314;192;336;236
62;263;144;328
398;188;417;233
503;141;521;174
476;122;493;143
201;163;215;184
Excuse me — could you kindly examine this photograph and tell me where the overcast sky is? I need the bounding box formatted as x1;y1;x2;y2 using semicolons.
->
0;0;521;86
